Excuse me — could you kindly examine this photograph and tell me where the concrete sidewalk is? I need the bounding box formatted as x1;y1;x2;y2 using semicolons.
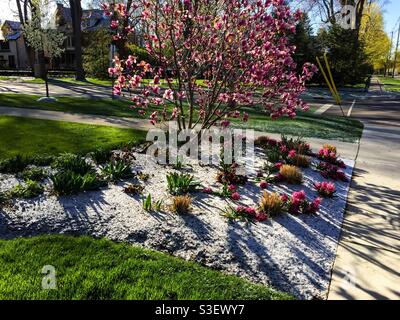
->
0;105;153;131
328;82;400;300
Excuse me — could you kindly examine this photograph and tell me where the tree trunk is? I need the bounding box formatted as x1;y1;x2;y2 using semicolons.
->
114;0;133;58
15;0;35;72
70;0;86;81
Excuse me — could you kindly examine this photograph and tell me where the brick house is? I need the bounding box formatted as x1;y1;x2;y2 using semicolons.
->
0;20;30;69
51;3;110;70
0;3;111;71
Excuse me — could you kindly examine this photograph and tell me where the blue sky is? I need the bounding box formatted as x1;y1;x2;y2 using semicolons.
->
382;0;400;34
1;0;399;35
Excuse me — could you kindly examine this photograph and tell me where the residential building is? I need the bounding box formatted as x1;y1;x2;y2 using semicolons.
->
0;20;30;69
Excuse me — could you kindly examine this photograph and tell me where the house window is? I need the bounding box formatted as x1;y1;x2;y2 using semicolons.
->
66;36;75;48
8;55;16;68
0;41;10;51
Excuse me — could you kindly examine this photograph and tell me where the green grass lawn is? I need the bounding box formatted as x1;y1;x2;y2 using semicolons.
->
0;93;363;142
378;76;400;91
0;115;146;159
0;235;291;300
232;105;363;142
50;77;113;86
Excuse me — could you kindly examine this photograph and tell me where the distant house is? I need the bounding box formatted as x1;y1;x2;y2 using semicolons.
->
0;20;30;69
51;3;111;70
0;3;112;71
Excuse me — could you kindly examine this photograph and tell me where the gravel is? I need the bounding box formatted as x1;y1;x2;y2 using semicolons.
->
0;148;354;300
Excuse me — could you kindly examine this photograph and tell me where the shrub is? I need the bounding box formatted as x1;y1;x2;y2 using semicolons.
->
9;180;44;199
323;144;337;154
142;194;163;212
288;154;311;168
314;181;336;198
0;191;9;205
51;171;105;195
19;167;47;182
171;195;192;215
316;162;347;181
29;155;55;166
318;148;346;168
52;153;94;175
138;172;150;181
0;155;29;174
124;184;144;195
90;148;113;165
259;192;286;217
223;205;267;222
279;165;303;184
280;135;311;155
83;27;112;79
266;148;283;164
288;190;322;215
101;160;134;182
254;136;278;149
166;172;200;195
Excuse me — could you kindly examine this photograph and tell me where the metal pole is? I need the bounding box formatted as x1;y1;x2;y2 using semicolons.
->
385;31;394;77
392;23;400;78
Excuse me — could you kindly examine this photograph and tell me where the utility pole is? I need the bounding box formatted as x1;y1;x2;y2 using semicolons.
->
385;31;394;77
392;23;400;78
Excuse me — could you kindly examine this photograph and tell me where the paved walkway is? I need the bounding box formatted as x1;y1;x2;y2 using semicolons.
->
0;79;113;99
328;79;400;300
0;105;153;131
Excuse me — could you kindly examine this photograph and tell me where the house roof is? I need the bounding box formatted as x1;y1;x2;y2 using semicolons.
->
4;20;22;31
0;20;22;41
6;32;21;40
56;4;108;31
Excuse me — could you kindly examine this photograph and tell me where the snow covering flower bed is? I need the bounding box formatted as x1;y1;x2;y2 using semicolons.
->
0;145;354;300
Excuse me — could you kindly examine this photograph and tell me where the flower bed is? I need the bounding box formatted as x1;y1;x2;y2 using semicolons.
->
0;138;355;300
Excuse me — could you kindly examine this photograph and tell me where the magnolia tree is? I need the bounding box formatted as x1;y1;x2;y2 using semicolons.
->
104;0;317;130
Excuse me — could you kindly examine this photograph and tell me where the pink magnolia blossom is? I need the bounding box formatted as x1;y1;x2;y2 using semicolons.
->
107;0;317;128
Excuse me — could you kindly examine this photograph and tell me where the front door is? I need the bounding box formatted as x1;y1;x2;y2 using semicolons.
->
8;55;16;68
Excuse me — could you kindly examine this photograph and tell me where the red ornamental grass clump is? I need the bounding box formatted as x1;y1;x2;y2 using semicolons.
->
288;190;322;215
314;181;336;198
105;0;317;129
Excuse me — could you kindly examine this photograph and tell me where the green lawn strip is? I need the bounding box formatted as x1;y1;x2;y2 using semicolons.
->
0;93;362;142
0;115;146;160
0;235;292;300
0;93;149;118
49;77;113;86
231;105;363;142
378;77;400;91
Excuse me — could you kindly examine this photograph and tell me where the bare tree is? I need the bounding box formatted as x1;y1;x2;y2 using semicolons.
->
23;0;65;97
69;0;85;81
14;0;36;71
